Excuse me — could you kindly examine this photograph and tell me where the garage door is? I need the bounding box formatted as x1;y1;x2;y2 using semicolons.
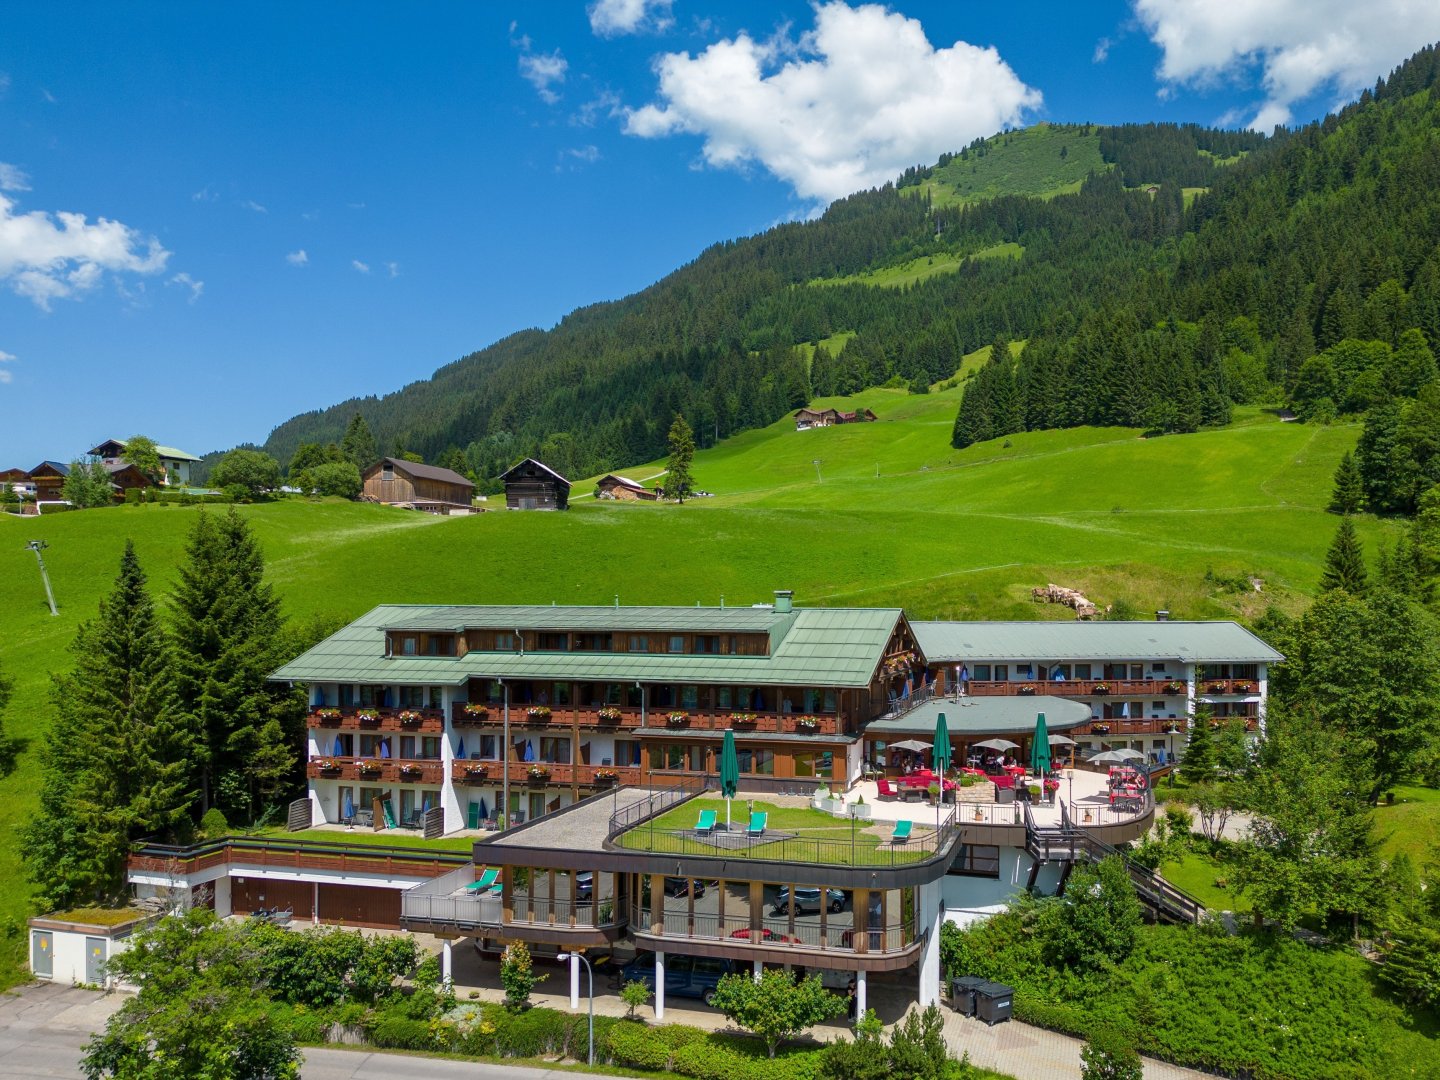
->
317;884;402;929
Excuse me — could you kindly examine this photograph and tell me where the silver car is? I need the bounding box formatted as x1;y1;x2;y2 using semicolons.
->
772;886;847;914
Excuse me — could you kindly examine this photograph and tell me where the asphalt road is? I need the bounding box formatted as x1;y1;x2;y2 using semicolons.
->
0;982;625;1079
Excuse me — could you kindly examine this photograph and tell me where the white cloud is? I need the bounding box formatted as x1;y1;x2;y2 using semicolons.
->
386;261;400;278
589;0;674;37
240;198;268;213
573;89;625;127
518;48;569;104
192;185;218;203
0;349;14;385
351;259;370;274
568;145;602;163
0;163;30;192
624;2;1041;206
1093;37;1112;64
286;248;308;266
0;190;169;309
167;271;203;303
1133;0;1440;128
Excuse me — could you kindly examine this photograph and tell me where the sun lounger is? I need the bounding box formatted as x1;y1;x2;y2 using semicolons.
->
695;809;717;835
891;820;913;843
465;868;500;892
747;811;768;837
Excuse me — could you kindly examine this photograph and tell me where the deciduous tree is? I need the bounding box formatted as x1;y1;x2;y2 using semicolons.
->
210;449;282;498
120;435;163;484
62;460;115;509
710;969;845;1057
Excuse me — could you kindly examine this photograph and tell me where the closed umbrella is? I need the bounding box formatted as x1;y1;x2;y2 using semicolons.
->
333;735;344;757
524;740;535;762
379;740;390;759
932;712;951;775
456;737;466;760
720;729;740;831
343;790;354;821
478;797;488;821
1030;713;1052;775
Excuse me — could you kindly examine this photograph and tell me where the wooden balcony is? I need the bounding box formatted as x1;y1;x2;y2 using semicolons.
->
451;703;647;729
1078;718;1186;738
450;760;643;787
308;706;445;734
1197;679;1258;696
648;710;846;737
450;703;846;736
307;758;445;784
965;679;1187;698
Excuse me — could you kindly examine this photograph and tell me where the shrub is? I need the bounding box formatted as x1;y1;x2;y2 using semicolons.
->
605;1020;707;1071
491;1004;576;1057
199;807;228;837
367;1013;437;1051
500;941;540;1011
710;970;845;1057
620;978;652;1018
1081;1027;1142;1080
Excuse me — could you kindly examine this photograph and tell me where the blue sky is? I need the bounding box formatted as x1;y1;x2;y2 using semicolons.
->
2;0;1438;465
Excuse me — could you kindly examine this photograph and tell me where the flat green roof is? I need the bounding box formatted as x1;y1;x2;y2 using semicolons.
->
387;604;791;634
911;621;1282;664
863;696;1093;736
272;603;904;688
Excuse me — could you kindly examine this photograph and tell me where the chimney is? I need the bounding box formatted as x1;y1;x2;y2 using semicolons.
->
774;590;794;614
1155;610;1170;622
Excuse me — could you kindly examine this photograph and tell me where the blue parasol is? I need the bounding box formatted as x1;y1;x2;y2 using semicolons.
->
343;791;354;819
478;797;488;820
333;735;344;757
524;740;535;762
379;741;390;759
456;737;466;759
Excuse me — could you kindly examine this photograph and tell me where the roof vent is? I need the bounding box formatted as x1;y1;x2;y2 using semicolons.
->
774;589;794;614
1155;610;1170;622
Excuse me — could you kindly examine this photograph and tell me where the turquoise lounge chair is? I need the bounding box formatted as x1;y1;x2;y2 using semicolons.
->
891;820;912;843
695;809;717;835
747;812;768;837
465;868;500;892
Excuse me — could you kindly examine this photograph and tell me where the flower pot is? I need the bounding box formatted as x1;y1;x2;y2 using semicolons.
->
849;803;872;820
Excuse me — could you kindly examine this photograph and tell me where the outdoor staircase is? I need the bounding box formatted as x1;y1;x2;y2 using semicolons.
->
1022;802;1205;925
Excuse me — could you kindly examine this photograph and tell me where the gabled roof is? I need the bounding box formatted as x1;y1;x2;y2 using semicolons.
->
369;457;474;489
29;461;70;477
911;621;1283;664
598;474;648;492
501;458;570;486
89;439;200;462
271;603;906;688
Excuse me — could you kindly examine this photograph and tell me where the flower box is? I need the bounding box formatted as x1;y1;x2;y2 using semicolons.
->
313;708;342;724
794;716;820;732
462;703;490;718
398;764;423;779
357;760;382;777
1163;682;1185;695
356;709;381;724
1234;682;1254;693
464;764;489;778
1018;685;1036;696
594;769;619;784
665;712;689;727
398;710;425;726
1091;684;1110;695
313;758;341;776
729;713;758;726
596;707;624;723
1208;682;1228;694
526;706;552;721
527;766;551;782
1163;723;1182;734
1090;723;1110;734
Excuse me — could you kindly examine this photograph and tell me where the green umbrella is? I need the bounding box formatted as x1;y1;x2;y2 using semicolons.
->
1030;712;1052;775
720;729;740;830
932;712;951;776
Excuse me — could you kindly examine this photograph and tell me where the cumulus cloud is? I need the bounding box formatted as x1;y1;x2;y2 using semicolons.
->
286;248;308;266
624;2;1041;205
168;271;203;303
1134;0;1440;129
0;349;14;385
0;163;30;191
351;259;370;274
0;190;169;309
589;0;674;37
518;49;569;104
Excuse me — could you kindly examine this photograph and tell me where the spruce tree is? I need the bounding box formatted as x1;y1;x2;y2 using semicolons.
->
1181;703;1217;786
173;510;299;821
1328;451;1365;514
341;413;378;470
24;542;195;909
665;414;695;503
1319;516;1368;594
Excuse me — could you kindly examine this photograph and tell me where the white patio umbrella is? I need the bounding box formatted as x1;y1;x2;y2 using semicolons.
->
890;738;931;752
1086;750;1132;765
973;738;1019;751
1110;748;1146;762
1047;734;1077;746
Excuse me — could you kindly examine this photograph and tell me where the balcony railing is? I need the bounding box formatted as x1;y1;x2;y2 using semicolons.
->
964;678;1188;698
307;758;445;784
647;710;846;736
1197;679;1258;696
309;706;445;733
449;760;642;787
450;703;845;735
642;911;917;955
1080;718;1186;737
130;837;468;880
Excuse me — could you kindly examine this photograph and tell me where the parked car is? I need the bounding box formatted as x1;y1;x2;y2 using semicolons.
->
614;951;735;1005
772;886;847;914
663;876;705;899
573;871;593;901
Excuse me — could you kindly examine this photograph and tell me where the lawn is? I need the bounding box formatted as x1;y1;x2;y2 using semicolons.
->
1160;852;1251;913
1372;785;1440;864
616;797;935;866
250;827;477;854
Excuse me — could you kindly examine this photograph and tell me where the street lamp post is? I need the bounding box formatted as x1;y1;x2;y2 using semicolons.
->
557;951;594;1065
26;540;58;616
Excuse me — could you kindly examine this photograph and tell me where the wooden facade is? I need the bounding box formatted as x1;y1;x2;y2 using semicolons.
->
794;407;877;430
502;458;570;510
595;474;657;501
362;458;474;510
28;461;69;501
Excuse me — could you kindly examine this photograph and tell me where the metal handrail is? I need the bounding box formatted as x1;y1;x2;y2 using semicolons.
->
132;835;472;867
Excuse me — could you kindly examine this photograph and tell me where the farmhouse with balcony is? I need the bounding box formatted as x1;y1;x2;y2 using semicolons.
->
794;407;878;430
89;438;201;486
361;457;475;513
112;597;1276;1017
501;457;570;510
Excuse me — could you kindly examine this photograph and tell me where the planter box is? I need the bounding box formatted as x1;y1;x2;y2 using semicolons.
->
849;803;873;820
823;798;847;816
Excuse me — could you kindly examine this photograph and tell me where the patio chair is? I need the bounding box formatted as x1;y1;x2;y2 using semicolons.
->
747;812;768;837
695;809;717;835
891;820;913;844
876;778;899;800
465;867;500;892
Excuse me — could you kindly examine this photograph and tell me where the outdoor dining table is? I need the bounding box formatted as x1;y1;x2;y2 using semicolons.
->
1110;785;1143;810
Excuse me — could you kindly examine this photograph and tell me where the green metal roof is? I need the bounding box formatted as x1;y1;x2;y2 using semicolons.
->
386;605;791;634
911;621;1282;664
271;604;904;688
863;696;1092;736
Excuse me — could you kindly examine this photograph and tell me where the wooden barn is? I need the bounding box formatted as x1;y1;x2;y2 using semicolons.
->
361;458;474;513
501;458;570;511
28;461;69;502
594;474;657;501
104;461;152;497
794;407;876;430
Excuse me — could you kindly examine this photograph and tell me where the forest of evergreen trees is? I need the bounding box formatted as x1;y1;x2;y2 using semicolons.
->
260;45;1440;491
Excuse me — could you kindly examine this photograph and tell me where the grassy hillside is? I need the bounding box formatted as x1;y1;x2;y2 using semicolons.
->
915;124;1108;207
808;242;1023;289
0;397;1388;985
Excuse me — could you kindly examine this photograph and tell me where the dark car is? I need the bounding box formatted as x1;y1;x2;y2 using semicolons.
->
573;871;593;901
772;886;846;914
614;951;735;1005
662;876;705;899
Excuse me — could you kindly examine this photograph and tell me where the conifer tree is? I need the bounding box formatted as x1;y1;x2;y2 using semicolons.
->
1319;516;1368;594
665;414;695;503
173;510;299;821
24;542;195;909
341;413;377;470
1181;703;1217;786
1328;450;1365;514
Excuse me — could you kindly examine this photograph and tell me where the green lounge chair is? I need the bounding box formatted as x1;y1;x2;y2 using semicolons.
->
465;868;499;892
695;809;717;835
747;812;768;837
891;820;912;843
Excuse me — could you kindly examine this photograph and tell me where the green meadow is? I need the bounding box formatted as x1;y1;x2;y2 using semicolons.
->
808;242;1023;289
0;389;1385;983
914;124;1107;207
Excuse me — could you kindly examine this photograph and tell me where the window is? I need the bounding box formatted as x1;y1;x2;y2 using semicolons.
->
668;635;684;654
400;636;417;656
1073;664;1092;679
552;683;571;706
326;734;354;756
681;685;698;709
737;748;775;775
495;633;514;651
694;635;720;654
993;665;1008;681
421;737;440;760
382;463;394;480
793;751;834;778
540;737;571;764
537;633;567;651
573;634;611;652
1151;662;1168;673
479;734;498;760
717;687;732;710
339;684;355;707
951;844;1001;878
614;740;641;766
1016;664;1033;678
425;635;454;656
360;685;379;707
400;685;426;707
972;665;991;681
628;634;649;652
